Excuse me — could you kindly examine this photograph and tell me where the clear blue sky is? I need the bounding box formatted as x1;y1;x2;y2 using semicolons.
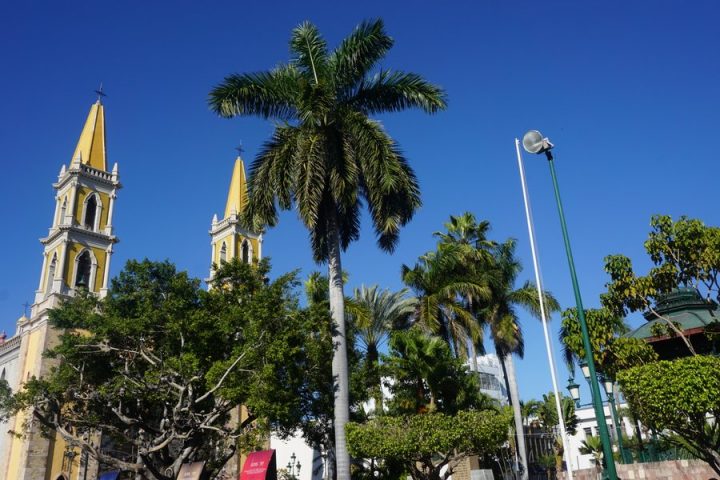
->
1;1;719;402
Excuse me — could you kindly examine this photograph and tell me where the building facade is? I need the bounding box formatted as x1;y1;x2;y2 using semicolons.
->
0;99;120;480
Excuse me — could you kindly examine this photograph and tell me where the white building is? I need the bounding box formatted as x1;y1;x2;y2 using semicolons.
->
566;402;642;471
466;353;509;405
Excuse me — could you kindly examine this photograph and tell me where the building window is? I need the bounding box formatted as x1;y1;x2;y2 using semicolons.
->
47;253;57;292
84;194;98;230
1;368;5;381
242;240;250;263
584;427;593;438
219;242;227;263
76;251;92;288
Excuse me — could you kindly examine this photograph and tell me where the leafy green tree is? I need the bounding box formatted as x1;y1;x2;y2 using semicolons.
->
349;285;416;413
346;327;505;480
208;20;446;479
346;410;509;480
617;355;720;475
560;307;658;379
0;259;331;480
602;215;720;355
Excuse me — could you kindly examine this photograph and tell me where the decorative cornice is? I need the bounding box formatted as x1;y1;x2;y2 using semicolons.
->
41;224;118;246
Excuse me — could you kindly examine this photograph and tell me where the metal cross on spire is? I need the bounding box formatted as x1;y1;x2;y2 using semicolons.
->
95;83;107;102
22;301;30;317
235;142;244;156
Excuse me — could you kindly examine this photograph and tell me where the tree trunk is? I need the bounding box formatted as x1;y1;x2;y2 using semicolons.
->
501;353;529;480
327;213;351;480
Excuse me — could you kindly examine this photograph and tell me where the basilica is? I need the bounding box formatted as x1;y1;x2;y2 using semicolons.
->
0;99;262;479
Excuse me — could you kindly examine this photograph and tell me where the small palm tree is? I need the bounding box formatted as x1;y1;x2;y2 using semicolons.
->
579;436;604;476
350;285;416;412
209;19;446;479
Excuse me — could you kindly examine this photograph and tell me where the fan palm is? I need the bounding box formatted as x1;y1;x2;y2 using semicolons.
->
208;19;446;479
350;285;416;413
480;238;560;480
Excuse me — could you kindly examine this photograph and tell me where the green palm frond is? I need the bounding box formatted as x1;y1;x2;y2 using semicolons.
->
290;21;328;84
349;70;447;115
330;19;393;89
208;66;300;120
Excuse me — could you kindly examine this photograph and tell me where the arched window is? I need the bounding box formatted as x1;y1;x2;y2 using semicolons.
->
46;253;57;292
219;242;227;263
242;240;250;263
59;198;67;225
75;251;92;288
84;194;97;229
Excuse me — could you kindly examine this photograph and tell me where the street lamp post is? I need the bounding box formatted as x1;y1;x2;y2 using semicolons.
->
522;131;619;480
603;378;630;464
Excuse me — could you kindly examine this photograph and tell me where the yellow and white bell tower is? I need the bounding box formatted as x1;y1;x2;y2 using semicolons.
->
31;98;120;315
208;156;262;279
3;98;120;480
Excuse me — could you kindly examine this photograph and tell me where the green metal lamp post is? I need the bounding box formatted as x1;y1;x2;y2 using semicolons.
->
522;131;619;480
603;377;630;463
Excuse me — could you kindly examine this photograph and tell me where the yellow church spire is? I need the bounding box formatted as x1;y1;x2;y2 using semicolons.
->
224;156;248;218
70;100;107;171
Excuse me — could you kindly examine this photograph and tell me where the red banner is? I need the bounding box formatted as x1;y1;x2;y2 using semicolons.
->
240;449;277;480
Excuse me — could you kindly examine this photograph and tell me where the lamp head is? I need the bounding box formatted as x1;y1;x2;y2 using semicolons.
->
522;130;554;154
604;378;614;396
567;378;580;403
579;360;591;381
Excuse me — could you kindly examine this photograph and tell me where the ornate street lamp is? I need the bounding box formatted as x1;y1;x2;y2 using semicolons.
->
567;377;581;408
523;130;618;480
602;377;631;463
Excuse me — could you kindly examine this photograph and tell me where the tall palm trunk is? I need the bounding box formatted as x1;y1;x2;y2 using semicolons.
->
500;353;529;480
327;212;351;480
366;343;383;414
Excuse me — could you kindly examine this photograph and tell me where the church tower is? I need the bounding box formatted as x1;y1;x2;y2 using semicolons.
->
3;99;120;480
31;98;120;316
208;156;262;280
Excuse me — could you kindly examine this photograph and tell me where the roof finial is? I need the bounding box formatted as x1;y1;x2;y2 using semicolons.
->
95;83;107;103
235;142;244;157
22;301;30;317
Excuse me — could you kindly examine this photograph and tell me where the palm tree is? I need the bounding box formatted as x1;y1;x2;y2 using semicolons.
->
401;246;489;359
208;20;446;479
349;285;416;413
481;239;560;480
433;212;497;368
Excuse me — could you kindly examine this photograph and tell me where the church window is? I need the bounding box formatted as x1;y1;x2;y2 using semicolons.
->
242;240;250;263
84;194;98;230
1;368;5;381
220;242;227;263
76;251;92;288
47;253;57;292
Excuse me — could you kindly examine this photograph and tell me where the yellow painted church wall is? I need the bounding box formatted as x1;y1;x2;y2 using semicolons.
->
5;326;45;479
63;244;107;292
72;188;109;231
